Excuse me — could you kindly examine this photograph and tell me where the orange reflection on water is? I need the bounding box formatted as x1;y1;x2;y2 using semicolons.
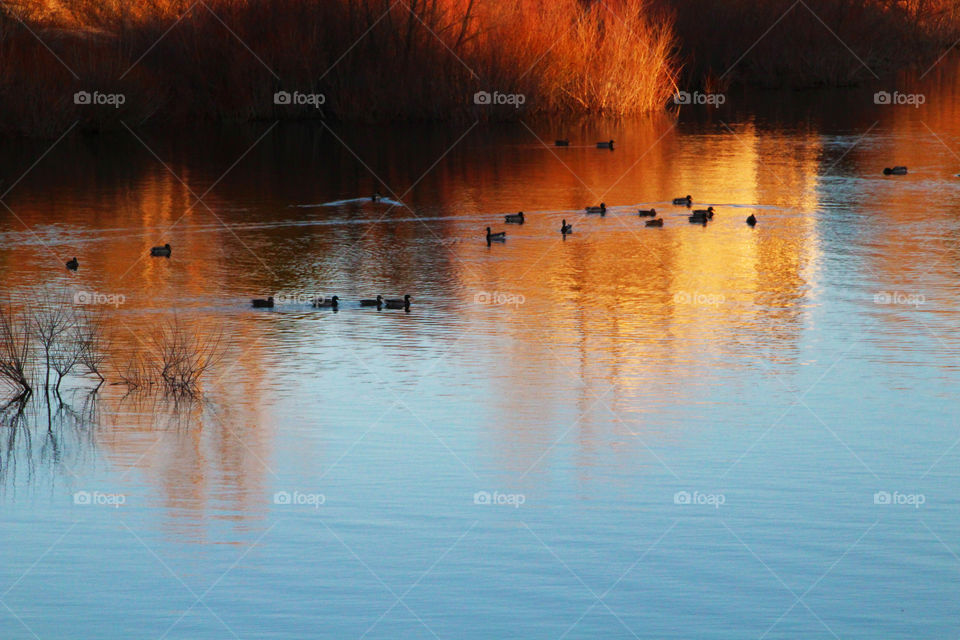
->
6;74;960;533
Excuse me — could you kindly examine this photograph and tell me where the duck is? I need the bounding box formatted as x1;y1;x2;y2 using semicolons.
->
673;195;693;206
638;208;657;217
486;227;507;243
746;214;757;226
692;206;715;219
504;211;525;224
150;243;172;257
65;257;78;271
251;296;274;308
883;166;908;175
384;294;411;310
561;219;573;235
555;139;570;147
585;203;606;215
312;295;339;309
645;218;664;227
360;295;383;307
597;140;615;150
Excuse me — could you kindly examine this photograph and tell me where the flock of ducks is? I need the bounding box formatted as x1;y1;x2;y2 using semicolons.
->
250;294;411;311
62;236;411;313
477;145;916;246
484;192;760;246
65;242;170;271
62;154;911;310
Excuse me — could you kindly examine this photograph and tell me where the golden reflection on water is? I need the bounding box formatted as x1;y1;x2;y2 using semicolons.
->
4;75;960;536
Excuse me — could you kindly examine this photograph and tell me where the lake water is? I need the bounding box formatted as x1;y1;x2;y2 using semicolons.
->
2;65;960;639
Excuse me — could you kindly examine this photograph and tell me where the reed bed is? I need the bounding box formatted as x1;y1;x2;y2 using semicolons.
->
0;0;679;134
0;0;956;134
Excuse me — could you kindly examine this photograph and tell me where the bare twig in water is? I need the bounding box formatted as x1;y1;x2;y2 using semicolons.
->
32;300;74;391
113;351;152;392
73;310;110;388
0;304;33;400
151;319;225;397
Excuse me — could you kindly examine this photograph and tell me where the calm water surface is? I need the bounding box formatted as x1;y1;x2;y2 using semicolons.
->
2;68;960;639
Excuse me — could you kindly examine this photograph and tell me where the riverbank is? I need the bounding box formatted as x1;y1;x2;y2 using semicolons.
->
0;0;677;136
0;0;957;136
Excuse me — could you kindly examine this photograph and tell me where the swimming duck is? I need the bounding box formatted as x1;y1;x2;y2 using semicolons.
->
561;219;573;235
252;296;274;308
645;218;664;227
688;212;708;224
673;195;693;206
597;140;615;150
313;295;339;309
556;139;569;147
585;203;606;215
883;166;907;175
360;295;383;307
65;257;78;271
692;206;715;219
384;294;411;309
150;243;172;257
504;211;525;224
486;227;507;243
638;208;657;217
746;214;757;226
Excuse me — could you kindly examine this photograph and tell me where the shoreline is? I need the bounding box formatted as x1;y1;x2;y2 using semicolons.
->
0;0;956;138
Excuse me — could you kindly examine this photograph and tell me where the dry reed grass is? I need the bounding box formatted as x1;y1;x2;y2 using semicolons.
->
0;0;679;134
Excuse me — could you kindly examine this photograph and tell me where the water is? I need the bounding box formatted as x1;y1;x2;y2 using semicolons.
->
2;66;960;638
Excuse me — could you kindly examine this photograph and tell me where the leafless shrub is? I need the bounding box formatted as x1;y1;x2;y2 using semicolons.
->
73;310;109;387
0;293;226;401
32;302;74;391
0;305;33;400
113;351;152;392
150;319;224;397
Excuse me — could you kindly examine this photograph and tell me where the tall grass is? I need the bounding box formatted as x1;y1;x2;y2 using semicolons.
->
1;0;956;133
0;0;679;134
